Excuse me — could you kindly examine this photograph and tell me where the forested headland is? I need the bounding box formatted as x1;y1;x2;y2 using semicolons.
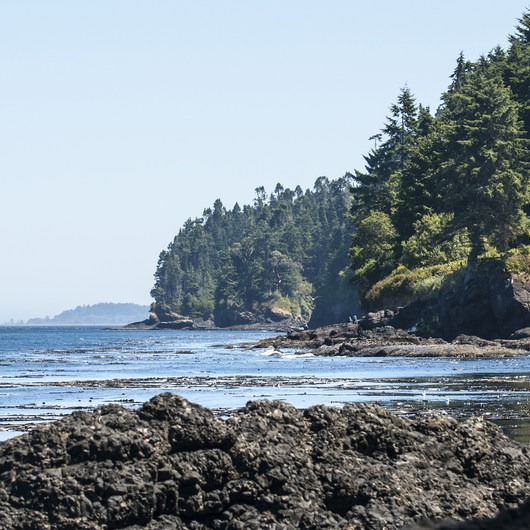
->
151;10;530;334
151;177;358;328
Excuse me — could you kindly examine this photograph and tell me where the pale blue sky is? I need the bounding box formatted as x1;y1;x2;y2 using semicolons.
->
1;1;528;322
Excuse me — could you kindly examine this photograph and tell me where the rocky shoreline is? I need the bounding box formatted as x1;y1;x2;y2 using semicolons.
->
251;320;530;358
1;393;530;530
4;318;530;528
130;265;530;340
126;307;307;332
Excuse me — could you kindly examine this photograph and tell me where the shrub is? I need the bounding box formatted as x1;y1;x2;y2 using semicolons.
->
365;261;464;310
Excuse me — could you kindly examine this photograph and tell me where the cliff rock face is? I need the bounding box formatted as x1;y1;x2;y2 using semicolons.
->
1;393;530;529
214;304;303;328
393;267;530;340
126;311;195;330
308;295;363;329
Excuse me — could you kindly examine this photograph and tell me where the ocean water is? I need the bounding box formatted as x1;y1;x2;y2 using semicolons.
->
1;326;530;441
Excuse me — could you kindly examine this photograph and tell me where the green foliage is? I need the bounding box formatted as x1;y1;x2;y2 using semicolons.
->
350;211;398;290
504;246;530;274
350;8;530;309
152;7;530;323
401;213;470;268
152;175;355;324
505;11;530;137
365;262;464;310
438;64;530;257
352;87;420;223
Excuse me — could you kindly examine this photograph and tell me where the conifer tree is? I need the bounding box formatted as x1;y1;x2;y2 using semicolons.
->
350;88;419;287
396;105;440;240
439;66;530;260
352;87;419;223
505;10;530;137
152;176;356;325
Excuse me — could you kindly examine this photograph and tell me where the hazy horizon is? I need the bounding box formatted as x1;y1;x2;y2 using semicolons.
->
2;301;151;325
1;1;529;322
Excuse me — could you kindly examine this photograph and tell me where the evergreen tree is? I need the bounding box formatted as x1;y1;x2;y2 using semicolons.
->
505;10;530;138
439;67;530;259
352;88;418;221
396;105;441;239
152;175;356;325
349;210;398;290
154;7;530;322
350;88;419;286
353;92;414;224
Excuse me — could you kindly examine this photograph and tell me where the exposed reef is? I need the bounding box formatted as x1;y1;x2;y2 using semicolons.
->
1;394;530;529
252;320;530;358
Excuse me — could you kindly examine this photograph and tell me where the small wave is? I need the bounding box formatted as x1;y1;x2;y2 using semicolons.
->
260;349;284;358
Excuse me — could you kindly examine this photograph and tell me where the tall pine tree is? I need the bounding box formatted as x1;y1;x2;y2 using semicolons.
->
439;65;530;260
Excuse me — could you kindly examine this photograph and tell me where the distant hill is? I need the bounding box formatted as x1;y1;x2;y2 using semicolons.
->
25;303;150;326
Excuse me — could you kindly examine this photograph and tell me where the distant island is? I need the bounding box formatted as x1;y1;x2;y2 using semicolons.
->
13;303;150;326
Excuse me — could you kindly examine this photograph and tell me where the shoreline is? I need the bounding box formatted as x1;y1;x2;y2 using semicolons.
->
1;393;530;529
3;325;530;443
250;322;530;358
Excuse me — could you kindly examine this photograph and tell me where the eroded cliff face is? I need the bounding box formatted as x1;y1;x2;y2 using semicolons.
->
1;393;530;530
393;267;530;340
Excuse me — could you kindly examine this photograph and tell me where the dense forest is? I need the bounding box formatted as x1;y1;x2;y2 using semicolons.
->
350;9;530;310
152;9;530;327
151;177;358;327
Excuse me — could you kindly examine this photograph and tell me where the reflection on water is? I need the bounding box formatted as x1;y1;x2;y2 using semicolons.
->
0;326;529;443
495;419;530;443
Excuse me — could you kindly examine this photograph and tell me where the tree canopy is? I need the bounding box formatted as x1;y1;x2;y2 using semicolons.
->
152;8;530;323
152;176;358;326
350;9;530;298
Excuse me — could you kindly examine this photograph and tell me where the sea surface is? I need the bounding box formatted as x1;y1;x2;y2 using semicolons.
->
1;326;530;442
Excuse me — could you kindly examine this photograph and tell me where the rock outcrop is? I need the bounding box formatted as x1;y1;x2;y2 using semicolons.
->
126;308;196;330
213;304;305;330
128;304;306;331
1;393;530;529
253;322;530;357
392;264;530;340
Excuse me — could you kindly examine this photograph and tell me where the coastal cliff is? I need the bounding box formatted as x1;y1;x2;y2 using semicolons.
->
131;264;530;342
392;266;530;340
126;304;307;331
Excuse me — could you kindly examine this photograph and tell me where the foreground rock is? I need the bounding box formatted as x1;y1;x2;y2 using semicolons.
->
410;500;530;529
1;394;530;529
253;321;530;357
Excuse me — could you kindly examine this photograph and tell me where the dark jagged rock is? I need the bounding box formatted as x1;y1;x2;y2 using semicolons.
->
390;266;530;341
1;393;530;529
127;305;304;331
409;498;530;529
213;304;308;331
252;322;530;357
126;309;196;330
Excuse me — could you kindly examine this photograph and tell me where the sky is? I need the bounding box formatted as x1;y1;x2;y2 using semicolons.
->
1;0;529;323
